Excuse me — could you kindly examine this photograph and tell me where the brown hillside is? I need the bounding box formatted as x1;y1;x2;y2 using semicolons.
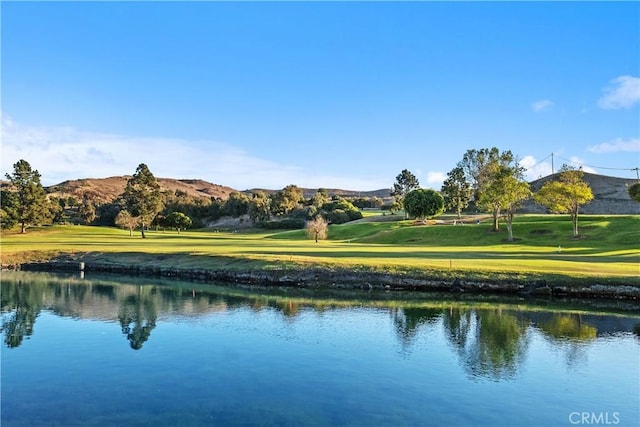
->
11;172;636;214
46;176;236;204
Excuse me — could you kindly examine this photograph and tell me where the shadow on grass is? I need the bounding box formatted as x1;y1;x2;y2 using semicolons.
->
239;249;639;264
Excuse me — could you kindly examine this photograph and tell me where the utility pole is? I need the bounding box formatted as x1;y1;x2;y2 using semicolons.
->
551;153;554;175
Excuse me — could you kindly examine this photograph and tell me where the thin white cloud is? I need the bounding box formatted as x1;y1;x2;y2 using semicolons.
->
567;156;597;174
520;155;597;180
587;137;640;154
597;75;640;109
519;155;553;181
0;116;390;190
425;171;446;190
531;99;554;113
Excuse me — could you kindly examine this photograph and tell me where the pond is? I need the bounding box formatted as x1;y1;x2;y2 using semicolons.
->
1;271;639;426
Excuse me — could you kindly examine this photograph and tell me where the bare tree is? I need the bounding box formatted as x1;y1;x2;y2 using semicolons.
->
305;216;328;243
115;210;140;237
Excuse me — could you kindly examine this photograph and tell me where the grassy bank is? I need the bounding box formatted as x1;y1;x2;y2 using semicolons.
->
1;215;639;286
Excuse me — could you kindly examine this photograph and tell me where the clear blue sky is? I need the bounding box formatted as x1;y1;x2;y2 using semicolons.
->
2;1;639;190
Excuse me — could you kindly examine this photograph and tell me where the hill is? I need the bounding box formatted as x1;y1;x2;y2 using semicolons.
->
522;172;639;214
13;172;637;214
45;176;236;203
42;176;391;204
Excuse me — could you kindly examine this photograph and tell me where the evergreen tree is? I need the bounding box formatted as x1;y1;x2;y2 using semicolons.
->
122;163;163;238
4;159;49;233
0;190;19;230
441;166;472;219
391;169;420;219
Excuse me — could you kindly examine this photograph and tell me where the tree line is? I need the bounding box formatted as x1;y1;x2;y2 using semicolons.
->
3;150;637;240
1;160;369;236
391;147;598;240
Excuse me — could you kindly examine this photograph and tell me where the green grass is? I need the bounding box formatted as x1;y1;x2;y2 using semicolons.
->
2;215;639;284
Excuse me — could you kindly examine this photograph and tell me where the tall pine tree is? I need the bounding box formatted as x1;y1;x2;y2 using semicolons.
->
122;163;163;238
4;159;48;233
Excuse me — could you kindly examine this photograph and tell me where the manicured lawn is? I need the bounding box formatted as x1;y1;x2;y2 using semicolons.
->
2;215;639;283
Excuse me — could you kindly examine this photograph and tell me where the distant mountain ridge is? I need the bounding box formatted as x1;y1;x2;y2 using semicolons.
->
42;176;392;203
45;176;237;203
20;172;640;214
246;187;391;199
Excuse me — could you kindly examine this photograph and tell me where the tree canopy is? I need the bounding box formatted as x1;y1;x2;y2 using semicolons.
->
391;169;420;219
458;148;521;202
628;182;640;203
534;167;594;237
122;163;163;238
3;159;50;233
271;185;303;216
441;166;472;219
403;189;445;220
248;191;272;222
166;211;192;233
459;148;523;231
478;166;531;241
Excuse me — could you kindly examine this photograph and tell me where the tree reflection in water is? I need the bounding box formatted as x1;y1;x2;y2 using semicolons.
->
443;307;529;381
538;314;597;369
392;307;442;352
0;271;628;380
118;286;158;350
1;281;43;348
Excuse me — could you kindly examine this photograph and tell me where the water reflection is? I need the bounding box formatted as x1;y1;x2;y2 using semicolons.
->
118;287;158;350
1;279;43;348
539;314;598;341
456;309;528;381
392;307;441;353
1;271;639;381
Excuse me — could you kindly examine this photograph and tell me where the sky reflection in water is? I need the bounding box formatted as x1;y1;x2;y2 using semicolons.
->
2;271;639;426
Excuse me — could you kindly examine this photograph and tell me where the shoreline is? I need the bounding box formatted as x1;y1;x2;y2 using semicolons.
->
8;254;640;301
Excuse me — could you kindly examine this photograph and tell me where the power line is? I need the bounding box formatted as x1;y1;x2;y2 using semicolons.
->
553;154;639;172
525;153;640;172
521;152;639;178
521;153;553;171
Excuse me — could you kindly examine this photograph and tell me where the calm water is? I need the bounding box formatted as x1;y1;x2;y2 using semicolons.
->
1;272;639;426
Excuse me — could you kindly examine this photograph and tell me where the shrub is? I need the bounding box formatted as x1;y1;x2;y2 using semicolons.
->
256;218;306;230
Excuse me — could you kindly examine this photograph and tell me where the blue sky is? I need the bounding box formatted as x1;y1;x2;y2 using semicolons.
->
2;1;639;190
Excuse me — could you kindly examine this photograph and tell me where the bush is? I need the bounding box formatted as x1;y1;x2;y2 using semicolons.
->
325;209;351;224
256;218;306;230
404;189;445;220
321;199;363;224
